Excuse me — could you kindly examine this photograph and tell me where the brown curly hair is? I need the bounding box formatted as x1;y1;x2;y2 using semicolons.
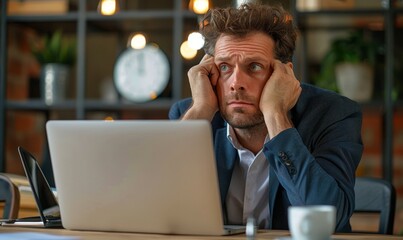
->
200;2;298;63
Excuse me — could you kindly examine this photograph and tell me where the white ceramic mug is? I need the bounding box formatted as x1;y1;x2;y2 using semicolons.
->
288;205;336;240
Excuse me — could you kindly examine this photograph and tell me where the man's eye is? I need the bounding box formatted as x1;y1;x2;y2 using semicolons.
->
250;63;263;72
220;64;229;72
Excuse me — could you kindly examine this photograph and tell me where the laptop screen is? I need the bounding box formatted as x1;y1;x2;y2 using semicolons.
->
18;146;60;220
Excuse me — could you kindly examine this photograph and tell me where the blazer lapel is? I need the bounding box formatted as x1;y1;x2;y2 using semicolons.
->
214;128;237;206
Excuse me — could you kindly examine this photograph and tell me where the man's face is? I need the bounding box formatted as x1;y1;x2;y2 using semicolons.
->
214;32;275;129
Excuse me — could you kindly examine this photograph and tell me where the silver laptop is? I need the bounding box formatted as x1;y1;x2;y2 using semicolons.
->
46;120;245;235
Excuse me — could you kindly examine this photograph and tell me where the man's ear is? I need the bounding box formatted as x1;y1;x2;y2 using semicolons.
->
287;62;293;69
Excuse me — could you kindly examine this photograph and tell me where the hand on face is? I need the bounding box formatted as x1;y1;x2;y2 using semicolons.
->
260;60;301;116
186;54;220;119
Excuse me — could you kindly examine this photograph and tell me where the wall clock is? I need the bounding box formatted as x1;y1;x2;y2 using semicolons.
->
113;44;170;102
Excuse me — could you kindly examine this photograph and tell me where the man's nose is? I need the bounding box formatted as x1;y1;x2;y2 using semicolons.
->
230;67;246;91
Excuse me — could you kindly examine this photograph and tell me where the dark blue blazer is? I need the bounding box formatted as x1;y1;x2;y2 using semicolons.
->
169;83;363;232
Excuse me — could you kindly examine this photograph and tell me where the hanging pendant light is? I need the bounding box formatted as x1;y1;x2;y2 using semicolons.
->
98;0;119;16
189;0;210;15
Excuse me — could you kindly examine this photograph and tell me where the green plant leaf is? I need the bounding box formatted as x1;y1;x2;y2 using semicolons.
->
32;31;76;66
314;29;382;91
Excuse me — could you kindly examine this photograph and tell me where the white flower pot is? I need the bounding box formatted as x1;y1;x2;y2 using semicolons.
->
335;62;374;102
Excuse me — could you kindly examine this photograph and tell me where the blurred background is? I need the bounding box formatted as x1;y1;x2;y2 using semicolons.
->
0;0;402;234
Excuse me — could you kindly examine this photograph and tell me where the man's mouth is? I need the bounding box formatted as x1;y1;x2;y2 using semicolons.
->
227;100;253;108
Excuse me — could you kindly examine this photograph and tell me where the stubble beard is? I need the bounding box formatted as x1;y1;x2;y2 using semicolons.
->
219;93;265;129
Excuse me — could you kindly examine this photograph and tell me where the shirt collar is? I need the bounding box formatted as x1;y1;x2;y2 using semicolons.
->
226;124;270;151
226;125;243;150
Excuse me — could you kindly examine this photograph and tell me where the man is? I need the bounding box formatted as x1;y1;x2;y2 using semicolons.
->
169;3;362;232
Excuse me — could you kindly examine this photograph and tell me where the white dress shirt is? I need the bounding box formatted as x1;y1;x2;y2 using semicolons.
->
225;125;270;228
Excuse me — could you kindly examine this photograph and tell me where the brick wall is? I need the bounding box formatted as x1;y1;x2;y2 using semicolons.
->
393;112;403;235
5;26;45;174
361;110;403;234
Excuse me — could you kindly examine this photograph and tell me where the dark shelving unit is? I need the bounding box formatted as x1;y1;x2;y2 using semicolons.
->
0;0;199;172
1;0;401;184
291;0;399;182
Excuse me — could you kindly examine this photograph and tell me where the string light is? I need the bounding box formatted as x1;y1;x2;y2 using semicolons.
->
129;33;147;49
189;0;210;15
180;41;197;60
98;0;119;16
187;32;204;50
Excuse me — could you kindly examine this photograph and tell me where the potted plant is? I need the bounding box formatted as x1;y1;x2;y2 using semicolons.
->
32;31;76;105
314;30;380;102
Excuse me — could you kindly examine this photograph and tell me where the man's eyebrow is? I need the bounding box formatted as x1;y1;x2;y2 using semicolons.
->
244;56;266;62
214;56;230;62
214;55;265;62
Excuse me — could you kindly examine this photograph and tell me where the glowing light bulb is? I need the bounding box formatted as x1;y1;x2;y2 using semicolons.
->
189;0;210;15
130;34;147;49
180;41;197;60
187;32;204;50
98;0;118;16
